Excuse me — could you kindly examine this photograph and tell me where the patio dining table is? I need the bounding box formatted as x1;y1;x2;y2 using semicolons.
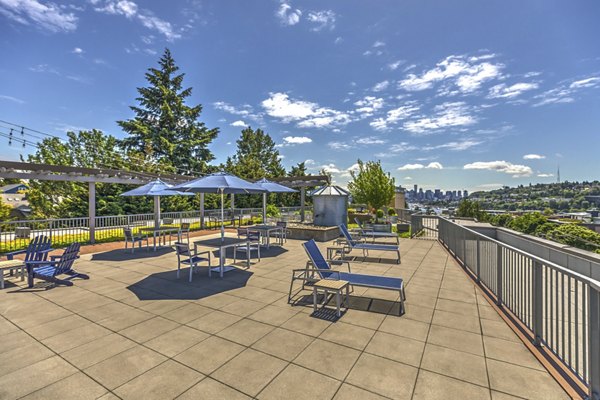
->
248;225;284;248
194;237;251;278
139;226;181;251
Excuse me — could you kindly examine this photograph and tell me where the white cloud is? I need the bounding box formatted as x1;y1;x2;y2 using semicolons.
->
427;162;443;169
488;82;539;99
372;80;390;92
93;0;180;40
464;160;532;177
570;77;600;89
534;75;600;106
304;159;315;166
214;101;261;122
0;94;25;104
0;0;78;32
262;92;351;129
404;176;413;180
537;173;554;178
403;101;476;134
387;60;404;71
94;0;137;17
328;141;352;150
276;2;301;26
356;136;386;145
373;41;385;48
423;139;482;151
523;154;545;160
398;54;503;94
306;10;335;31
389;142;418;153
283;136;312;144
72;47;84;54
354;96;384;117
230;120;246;127
398;162;443;170
370;102;420;131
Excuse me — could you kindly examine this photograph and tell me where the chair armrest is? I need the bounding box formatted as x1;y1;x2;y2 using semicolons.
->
25;260;57;266
329;259;351;273
6;249;27;260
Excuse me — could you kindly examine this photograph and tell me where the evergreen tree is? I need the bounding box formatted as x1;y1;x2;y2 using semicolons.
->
118;48;218;174
225;127;285;180
224;127;285;208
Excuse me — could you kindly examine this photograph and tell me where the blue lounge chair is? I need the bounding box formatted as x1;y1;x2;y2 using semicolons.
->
1;236;52;289
354;217;399;244
288;239;405;315
25;242;88;287
339;224;401;264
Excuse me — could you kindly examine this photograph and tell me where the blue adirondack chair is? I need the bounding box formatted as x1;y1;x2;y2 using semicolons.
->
25;242;88;287
1;236;52;288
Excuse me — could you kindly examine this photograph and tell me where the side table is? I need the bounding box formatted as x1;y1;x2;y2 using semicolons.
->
312;279;349;317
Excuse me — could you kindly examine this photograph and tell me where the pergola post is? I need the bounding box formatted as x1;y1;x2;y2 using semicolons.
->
89;182;96;244
300;187;306;222
200;193;205;229
154;196;161;229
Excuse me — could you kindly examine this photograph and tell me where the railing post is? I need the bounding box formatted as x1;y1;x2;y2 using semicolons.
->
89;182;96;244
476;237;481;283
589;287;600;399
496;244;503;306
532;260;544;346
200;193;205;229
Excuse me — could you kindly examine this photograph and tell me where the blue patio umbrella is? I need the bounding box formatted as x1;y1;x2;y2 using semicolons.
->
254;178;297;223
169;172;266;239
120;179;194;228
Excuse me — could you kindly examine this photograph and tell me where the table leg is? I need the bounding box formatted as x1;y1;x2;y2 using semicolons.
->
313;287;317;314
246;242;250;267
220;247;224;278
336;290;341;317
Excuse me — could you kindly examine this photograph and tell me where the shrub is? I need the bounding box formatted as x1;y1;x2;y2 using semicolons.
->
388;208;397;216
266;204;280;217
376;209;384;219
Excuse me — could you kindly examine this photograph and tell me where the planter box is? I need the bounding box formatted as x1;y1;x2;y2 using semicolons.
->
396;223;410;233
286;225;340;242
365;223;392;233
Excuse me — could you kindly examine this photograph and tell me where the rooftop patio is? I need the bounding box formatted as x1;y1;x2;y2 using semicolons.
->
0;235;569;400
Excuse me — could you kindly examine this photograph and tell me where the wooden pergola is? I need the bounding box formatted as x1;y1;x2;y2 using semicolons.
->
271;175;330;222
0;160;194;242
0;160;330;240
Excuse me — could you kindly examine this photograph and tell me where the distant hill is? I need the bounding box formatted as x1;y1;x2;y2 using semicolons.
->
469;181;600;212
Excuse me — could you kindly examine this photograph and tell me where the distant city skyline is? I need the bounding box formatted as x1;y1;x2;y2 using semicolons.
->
1;0;599;192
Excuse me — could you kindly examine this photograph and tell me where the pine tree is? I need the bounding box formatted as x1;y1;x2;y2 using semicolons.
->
118;48;218;174
225;127;285;180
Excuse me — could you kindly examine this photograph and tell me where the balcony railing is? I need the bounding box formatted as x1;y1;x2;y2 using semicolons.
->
0;207;312;254
432;216;600;398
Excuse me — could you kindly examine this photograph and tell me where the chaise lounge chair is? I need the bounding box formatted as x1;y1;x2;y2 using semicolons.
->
25;242;88;287
354;217;399;244
288;239;405;315
339;224;401;264
1;236;52;289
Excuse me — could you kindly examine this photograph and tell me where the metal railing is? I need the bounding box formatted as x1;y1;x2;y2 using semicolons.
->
437;217;600;398
410;213;439;239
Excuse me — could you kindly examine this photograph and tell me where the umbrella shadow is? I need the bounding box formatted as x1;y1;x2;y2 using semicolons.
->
126;267;253;301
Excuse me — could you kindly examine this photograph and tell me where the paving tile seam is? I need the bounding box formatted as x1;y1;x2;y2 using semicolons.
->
409;243;448;400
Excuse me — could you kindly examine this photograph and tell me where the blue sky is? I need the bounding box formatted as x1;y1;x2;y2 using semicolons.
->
0;0;599;191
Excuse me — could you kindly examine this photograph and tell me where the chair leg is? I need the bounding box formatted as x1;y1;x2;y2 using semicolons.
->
189;263;194;282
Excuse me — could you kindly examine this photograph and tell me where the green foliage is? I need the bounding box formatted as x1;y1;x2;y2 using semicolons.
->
507;212;550;235
266;204;280;217
376;209;384;219
225;126;286;208
0;196;11;220
455;199;488;221
548;224;600;252
489;214;513;227
348;160;395;212
388;208;397;216
118;48;218;174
